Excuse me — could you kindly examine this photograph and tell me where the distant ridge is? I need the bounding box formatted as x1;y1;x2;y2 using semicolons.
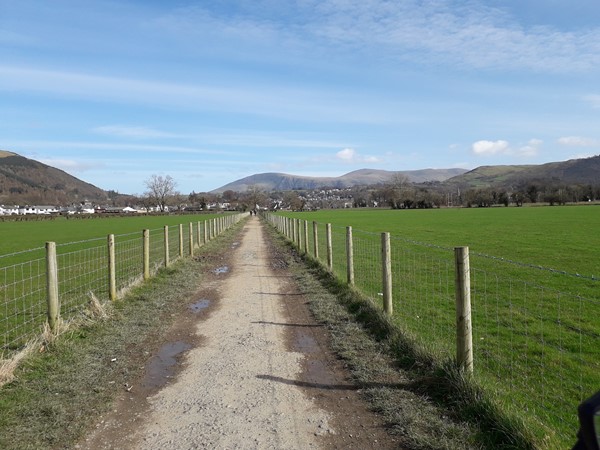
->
446;155;600;187
0;150;108;204
212;168;467;193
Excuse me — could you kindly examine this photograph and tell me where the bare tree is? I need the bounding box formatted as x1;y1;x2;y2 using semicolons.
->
245;185;267;211
144;174;178;212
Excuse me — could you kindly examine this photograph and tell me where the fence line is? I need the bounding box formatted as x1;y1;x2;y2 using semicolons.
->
265;213;598;448
1;214;246;354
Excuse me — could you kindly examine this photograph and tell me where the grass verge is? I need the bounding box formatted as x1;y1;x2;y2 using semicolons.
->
264;222;538;450
0;222;245;450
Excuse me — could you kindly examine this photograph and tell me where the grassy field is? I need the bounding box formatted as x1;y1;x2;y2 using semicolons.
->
283;206;600;278
276;206;600;449
0;213;239;355
0;213;223;257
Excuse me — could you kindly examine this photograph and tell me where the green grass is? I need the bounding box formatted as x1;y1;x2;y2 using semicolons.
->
0;213;240;355
273;206;600;449
283;206;600;278
0;213;222;257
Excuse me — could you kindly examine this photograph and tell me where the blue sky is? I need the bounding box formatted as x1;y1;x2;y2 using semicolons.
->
1;0;600;195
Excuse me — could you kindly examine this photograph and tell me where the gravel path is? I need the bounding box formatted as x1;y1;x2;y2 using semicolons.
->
82;217;394;449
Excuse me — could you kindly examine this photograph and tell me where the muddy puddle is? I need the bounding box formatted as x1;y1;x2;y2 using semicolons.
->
142;341;192;389
294;332;319;353
190;299;210;313
214;266;229;274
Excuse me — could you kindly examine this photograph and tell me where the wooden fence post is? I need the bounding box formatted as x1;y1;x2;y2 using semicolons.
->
303;220;309;254
46;241;59;331
381;232;393;315
455;246;474;374
189;222;194;257
164;225;170;267
108;234;116;301
313;221;319;259
178;224;184;258
203;220;208;245
346;226;354;285
197;221;201;248
143;229;150;280
326;223;333;271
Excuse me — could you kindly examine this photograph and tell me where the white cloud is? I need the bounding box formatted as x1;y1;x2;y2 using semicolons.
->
471;140;510;155
337;148;356;161
335;148;381;164
471;139;542;157
558;136;600;147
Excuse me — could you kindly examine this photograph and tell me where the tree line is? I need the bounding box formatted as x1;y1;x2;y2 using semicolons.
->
105;174;600;212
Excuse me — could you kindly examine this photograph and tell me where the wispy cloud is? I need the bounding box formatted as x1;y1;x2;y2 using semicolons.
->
36;158;104;173
311;0;600;72
583;95;600;109
0;65;398;125
558;136;600;147
160;1;600;73
92;125;181;139
8;140;238;155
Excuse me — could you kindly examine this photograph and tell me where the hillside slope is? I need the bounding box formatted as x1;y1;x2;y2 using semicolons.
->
448;155;600;188
212;168;467;193
0;150;108;205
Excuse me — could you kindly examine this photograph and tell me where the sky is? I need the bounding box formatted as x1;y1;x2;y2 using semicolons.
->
1;0;600;195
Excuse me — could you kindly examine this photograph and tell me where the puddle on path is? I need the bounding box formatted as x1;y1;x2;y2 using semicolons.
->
142;341;192;389
305;359;338;386
294;332;319;353
214;266;229;275
231;242;240;248
190;299;210;313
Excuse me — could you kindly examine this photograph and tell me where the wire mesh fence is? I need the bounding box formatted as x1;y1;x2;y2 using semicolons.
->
266;213;598;448
0;214;245;358
0;254;47;352
57;238;108;321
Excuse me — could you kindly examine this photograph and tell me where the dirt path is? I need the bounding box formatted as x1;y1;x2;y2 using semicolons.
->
81;217;396;449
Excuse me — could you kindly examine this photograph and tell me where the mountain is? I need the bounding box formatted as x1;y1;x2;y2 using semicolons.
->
0;150;109;205
447;155;600;188
212;168;468;193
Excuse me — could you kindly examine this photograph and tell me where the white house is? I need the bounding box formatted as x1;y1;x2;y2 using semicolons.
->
0;205;19;215
18;205;59;215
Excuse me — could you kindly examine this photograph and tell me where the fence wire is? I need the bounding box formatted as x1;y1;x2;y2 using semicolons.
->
57;242;108;320
389;237;455;356
0;258;46;352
